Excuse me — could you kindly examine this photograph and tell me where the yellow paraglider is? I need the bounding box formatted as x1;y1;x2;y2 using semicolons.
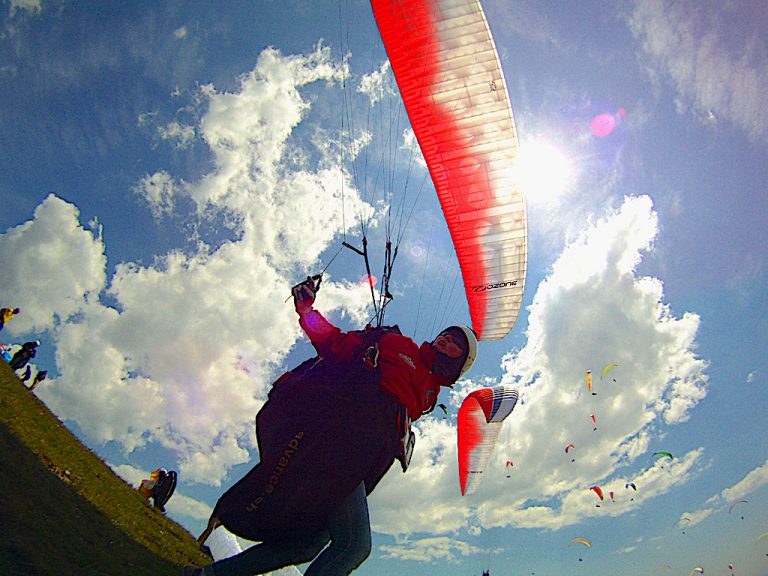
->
601;363;618;380
585;370;595;395
569;537;592;563
569;537;592;548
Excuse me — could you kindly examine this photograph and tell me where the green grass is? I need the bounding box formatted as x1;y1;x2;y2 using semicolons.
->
0;361;211;575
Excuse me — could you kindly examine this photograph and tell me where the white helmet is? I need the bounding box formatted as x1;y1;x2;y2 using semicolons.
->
454;325;478;378
432;325;478;382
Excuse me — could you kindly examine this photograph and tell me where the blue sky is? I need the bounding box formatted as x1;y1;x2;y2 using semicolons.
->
1;1;767;575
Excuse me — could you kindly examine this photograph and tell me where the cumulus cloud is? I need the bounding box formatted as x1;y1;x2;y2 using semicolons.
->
379;536;496;564
681;459;768;528
357;60;395;106
368;195;708;536
0;194;106;336
629;0;768;142
2;45;373;486
135;171;182;219
720;459;768;505
157;120;196;149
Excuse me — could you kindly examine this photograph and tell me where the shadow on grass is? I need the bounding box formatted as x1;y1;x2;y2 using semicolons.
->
0;422;180;576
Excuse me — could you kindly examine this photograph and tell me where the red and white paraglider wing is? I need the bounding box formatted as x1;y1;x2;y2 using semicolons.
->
457;385;518;495
371;0;527;341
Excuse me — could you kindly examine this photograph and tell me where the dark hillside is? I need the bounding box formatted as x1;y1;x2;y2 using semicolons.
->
0;362;209;575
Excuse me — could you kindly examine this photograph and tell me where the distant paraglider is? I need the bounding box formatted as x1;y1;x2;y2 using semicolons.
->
677;516;692;534
728;499;748;519
585;370;595;395
653;451;673;468
589;485;604;506
600;363;618;381
565;443;576;462
569;537;592;562
569;537;592;547
457;386;519;495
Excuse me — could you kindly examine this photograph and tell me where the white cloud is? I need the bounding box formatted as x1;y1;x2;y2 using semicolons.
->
721;459;768;503
135;171;181;219
157;120;196;149
357;60;395;106
682;459;768;526
629;0;768;142
368;196;709;535
678;507;714;529
2;46;372;486
0;194;106;336
8;0;41;17
378;536;495;564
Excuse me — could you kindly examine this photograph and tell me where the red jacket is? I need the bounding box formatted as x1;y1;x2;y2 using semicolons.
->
299;308;443;420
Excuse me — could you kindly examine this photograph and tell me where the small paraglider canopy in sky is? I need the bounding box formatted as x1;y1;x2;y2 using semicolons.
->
569;537;592;548
728;498;748;518
600;363;618;380
677;516;692;534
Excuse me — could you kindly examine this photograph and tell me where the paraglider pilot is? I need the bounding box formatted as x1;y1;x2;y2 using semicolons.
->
0;307;20;331
138;468;177;513
9;340;39;371
186;276;477;576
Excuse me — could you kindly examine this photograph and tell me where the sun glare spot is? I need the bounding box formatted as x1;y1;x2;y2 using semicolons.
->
517;140;573;206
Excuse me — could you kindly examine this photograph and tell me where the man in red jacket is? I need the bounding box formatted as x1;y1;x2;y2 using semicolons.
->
188;277;476;576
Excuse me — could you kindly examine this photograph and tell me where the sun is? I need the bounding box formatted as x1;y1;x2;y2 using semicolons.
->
516;139;573;206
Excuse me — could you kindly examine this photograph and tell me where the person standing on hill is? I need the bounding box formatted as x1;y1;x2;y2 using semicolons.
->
9;340;39;371
0;307;20;332
29;369;47;391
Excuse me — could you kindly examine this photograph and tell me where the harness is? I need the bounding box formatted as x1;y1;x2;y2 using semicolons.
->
269;324;417;472
356;325;416;472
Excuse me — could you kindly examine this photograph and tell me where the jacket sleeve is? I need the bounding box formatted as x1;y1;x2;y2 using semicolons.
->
298;308;362;362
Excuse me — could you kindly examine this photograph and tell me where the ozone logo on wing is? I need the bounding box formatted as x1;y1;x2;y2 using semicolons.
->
472;280;518;292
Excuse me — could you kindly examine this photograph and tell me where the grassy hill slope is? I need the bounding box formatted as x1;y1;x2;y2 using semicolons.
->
0;361;210;575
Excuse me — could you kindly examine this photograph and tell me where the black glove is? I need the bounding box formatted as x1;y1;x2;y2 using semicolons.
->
291;275;320;314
